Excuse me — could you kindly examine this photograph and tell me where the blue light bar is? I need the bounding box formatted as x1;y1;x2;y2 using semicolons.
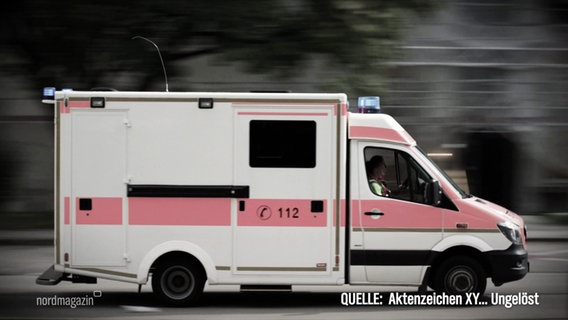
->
43;87;56;100
358;96;380;113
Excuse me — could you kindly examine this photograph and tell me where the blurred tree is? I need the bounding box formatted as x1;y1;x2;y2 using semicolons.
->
2;0;436;95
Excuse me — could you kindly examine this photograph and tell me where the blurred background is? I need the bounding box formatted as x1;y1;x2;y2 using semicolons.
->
0;0;566;229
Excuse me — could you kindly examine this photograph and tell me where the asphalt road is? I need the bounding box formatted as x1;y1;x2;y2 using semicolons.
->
0;240;566;320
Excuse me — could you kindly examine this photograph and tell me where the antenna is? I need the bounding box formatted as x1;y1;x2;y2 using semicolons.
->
132;36;169;92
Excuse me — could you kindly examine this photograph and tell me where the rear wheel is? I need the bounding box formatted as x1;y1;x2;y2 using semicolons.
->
434;256;486;295
152;259;205;306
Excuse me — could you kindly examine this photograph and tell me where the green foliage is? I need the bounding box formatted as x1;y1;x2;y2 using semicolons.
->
2;0;436;94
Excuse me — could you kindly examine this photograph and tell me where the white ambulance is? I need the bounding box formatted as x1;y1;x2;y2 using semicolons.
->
37;88;528;306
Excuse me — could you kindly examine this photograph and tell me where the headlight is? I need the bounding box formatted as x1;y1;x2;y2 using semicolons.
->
497;221;522;244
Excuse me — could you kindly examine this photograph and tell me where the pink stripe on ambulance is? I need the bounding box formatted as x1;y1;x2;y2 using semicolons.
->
129;198;231;226
238;199;327;227
349;126;415;145
59;100;90;114
75;197;122;225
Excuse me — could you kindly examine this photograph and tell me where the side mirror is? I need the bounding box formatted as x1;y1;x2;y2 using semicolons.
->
425;180;442;206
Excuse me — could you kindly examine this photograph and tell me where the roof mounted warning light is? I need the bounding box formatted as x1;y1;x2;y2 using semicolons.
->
42;87;56;104
358;96;380;113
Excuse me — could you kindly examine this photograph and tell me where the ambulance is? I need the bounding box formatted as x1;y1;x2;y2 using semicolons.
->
37;88;528;306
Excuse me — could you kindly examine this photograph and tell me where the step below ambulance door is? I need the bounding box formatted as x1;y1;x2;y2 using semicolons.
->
233;106;337;276
350;142;443;285
70;110;128;267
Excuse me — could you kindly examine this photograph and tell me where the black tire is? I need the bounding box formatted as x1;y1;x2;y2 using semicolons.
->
152;259;205;307
434;256;486;295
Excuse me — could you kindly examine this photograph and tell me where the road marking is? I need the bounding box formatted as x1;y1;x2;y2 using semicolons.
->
121;305;162;312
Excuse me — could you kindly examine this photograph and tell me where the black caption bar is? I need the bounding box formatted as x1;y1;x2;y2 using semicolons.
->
127;185;249;198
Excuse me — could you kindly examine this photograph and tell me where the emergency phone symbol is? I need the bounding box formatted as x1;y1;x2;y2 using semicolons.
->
257;205;272;220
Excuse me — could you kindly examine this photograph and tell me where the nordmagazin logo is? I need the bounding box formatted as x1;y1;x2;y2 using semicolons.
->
36;291;101;308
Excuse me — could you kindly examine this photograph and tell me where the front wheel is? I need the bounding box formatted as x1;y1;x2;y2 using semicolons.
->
434;256;486;295
152;259;205;306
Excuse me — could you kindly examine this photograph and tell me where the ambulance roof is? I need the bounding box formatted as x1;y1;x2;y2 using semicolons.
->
53;90;348;103
348;112;416;146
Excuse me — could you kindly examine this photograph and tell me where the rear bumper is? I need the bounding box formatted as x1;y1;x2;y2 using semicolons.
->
486;244;529;286
36;264;97;285
36;265;64;285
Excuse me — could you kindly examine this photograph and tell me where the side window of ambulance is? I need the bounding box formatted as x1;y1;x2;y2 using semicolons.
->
364;147;432;205
249;120;316;168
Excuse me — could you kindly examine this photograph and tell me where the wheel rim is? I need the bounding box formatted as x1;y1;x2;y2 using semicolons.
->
446;266;476;294
161;265;195;300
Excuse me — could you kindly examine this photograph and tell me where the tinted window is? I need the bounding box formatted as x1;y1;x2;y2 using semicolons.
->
250;120;316;168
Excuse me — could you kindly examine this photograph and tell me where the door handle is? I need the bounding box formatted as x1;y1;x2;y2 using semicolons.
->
364;210;384;216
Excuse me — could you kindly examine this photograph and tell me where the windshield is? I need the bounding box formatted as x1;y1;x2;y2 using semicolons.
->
416;146;470;199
